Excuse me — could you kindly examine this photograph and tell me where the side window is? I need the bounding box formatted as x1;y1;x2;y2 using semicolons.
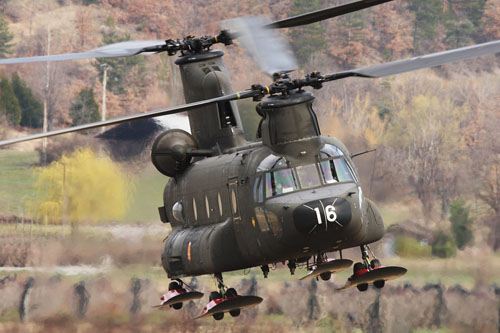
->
205;195;210;219
192;197;198;221
172;201;184;222
253;176;264;203
218;192;223;217
231;189;238;215
333;159;354;182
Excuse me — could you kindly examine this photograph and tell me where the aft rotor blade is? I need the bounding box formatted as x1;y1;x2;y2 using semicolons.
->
0;90;257;147
267;0;394;29
325;39;500;81
0;40;166;65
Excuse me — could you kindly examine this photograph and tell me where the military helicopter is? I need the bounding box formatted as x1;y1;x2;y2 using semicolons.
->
2;0;500;320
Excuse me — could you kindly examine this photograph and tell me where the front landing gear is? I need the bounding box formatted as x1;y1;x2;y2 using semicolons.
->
299;252;353;281
338;245;407;291
195;273;263;320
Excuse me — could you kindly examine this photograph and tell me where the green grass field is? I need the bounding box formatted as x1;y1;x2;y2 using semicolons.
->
123;163;168;223
0;150;39;215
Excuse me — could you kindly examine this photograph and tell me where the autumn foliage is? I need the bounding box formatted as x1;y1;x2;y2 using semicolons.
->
30;148;134;226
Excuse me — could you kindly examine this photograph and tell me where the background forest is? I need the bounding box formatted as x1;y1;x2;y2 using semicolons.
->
0;0;499;271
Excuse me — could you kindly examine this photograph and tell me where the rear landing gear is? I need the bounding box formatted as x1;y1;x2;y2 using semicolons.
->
156;279;203;310
168;281;183;310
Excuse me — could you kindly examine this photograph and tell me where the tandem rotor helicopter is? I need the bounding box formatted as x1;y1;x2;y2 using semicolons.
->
2;0;500;320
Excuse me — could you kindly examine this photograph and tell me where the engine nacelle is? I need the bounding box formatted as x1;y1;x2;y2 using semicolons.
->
151;129;198;177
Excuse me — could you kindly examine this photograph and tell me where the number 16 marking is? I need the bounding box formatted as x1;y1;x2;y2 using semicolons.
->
313;205;342;227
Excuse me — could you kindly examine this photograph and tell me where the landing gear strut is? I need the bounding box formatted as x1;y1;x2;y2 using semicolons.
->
195;273;263;320
353;245;384;292
210;273;240;320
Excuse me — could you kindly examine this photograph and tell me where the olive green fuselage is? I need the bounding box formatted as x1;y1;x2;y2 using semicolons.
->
159;50;384;278
161;137;384;278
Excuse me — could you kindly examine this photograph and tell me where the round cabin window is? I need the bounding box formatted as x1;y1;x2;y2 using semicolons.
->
172;202;184;222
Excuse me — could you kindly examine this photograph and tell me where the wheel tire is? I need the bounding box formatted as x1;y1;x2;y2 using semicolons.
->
172;302;183;310
320;272;332;281
168;281;180;291
209;291;222;301
370;259;381;269
226;288;238;297
229;309;241;317
353;262;366;274
213;312;224;321
357;283;369;292
374;280;385;289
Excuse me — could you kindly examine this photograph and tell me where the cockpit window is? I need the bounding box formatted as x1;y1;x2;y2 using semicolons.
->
320;158;353;183
320;144;344;158
265;168;298;198
296;164;321;189
257;154;287;172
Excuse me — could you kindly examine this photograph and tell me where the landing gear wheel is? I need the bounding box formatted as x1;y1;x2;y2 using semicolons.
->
172;302;183;310
357;283;369;292
168;281;180;290
320;271;332;281
213;312;224;320
353;262;366;274
353;262;369;292
209;291;224;320
230;309;241;317
226;288;237;297
374;280;385;289
225;288;241;317
209;291;222;301
370;259;381;269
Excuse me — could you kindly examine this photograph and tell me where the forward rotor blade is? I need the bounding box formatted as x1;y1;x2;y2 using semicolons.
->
226;16;297;76
0;40;166;65
0;90;257;147
267;0;394;29
325;39;500;81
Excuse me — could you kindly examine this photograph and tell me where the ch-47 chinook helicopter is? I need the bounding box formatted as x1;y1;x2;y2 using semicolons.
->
2;0;500;320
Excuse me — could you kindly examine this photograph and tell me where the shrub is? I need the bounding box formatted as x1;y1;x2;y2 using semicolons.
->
394;236;432;257
449;198;473;249
432;232;457;258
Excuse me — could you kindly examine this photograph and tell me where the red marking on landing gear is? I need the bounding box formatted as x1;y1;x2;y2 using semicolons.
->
194;295;263;319
201;295;238;315
338;266;407;290
154;288;204;308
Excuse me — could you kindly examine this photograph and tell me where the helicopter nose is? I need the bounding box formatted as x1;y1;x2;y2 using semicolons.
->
292;197;352;234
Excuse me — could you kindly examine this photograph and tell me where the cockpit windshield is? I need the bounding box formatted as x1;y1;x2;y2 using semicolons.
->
296;164;321;189
255;145;357;200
